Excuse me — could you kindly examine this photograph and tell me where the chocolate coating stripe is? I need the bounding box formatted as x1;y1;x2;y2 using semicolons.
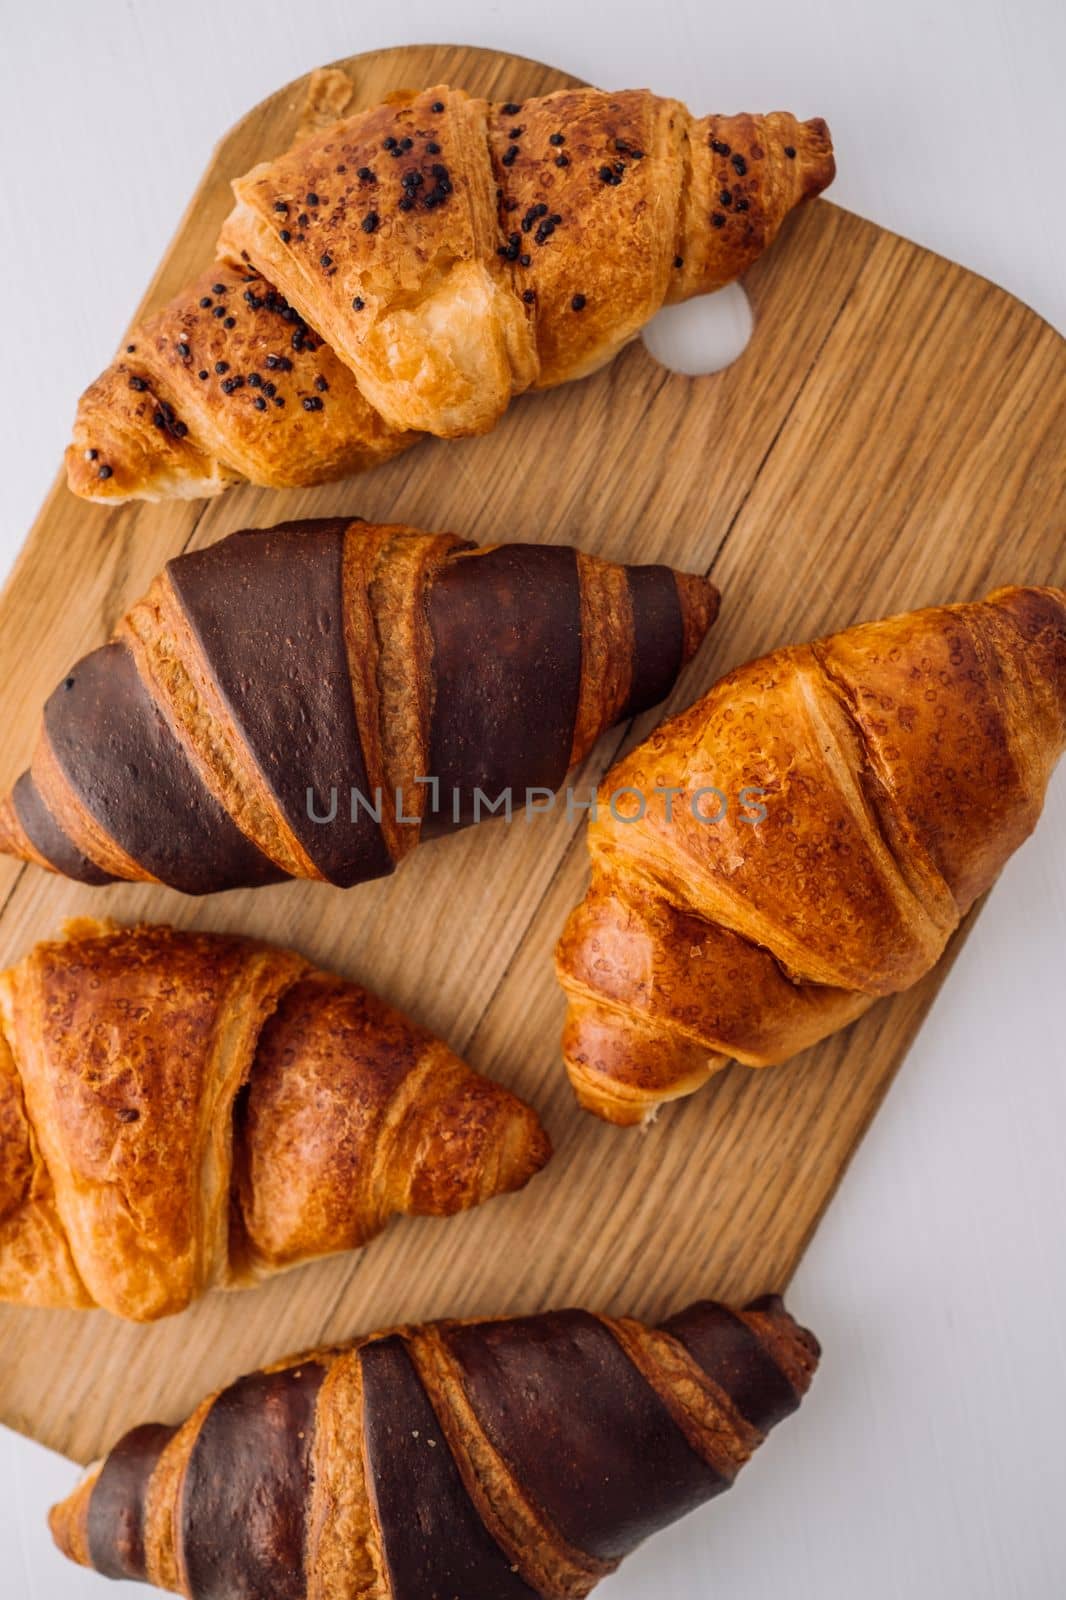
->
441;1310;724;1564
622;566;684;717
87;1423;177;1583
42;643;283;894
422;544;582;836
168;520;393;888
181;1362;325;1600
359;1336;537;1600
661;1299;800;1432
11;769;115;885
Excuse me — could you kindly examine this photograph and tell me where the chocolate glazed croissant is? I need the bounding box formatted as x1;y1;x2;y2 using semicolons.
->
50;1292;818;1597
0;920;550;1321
557;586;1066;1123
0;518;718;894
67;86;834;500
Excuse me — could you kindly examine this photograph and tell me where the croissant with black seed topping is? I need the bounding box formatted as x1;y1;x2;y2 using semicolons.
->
0;517;717;895
67;85;833;500
50;1292;818;1595
556;585;1066;1123
0;919;551;1321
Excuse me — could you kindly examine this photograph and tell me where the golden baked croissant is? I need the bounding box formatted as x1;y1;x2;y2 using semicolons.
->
0;517;717;894
556;586;1066;1123
0;919;550;1321
67;86;834;500
50;1291;818;1596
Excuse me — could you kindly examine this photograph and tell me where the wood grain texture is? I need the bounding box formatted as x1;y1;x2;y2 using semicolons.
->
0;42;1062;1465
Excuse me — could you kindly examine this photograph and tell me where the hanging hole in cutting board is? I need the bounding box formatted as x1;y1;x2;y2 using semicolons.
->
641;282;754;375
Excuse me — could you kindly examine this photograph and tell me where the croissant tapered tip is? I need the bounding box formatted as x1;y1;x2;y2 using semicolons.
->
48;1468;96;1569
404;1070;553;1218
674;571;721;664
794;114;836;202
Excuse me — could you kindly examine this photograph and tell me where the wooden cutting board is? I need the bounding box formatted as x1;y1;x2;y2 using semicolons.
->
0;43;1063;1466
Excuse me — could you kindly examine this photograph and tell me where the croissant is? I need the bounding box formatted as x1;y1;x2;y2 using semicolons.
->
50;1291;818;1596
556;585;1066;1123
67;86;834;501
0;517;718;894
0;919;550;1321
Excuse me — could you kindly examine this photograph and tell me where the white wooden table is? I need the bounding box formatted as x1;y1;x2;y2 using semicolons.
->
1;2;1064;1595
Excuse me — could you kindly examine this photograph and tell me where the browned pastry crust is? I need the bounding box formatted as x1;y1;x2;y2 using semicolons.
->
50;1292;819;1597
0;919;550;1320
68;87;833;500
66;264;415;503
0;518;718;895
556;586;1066;1122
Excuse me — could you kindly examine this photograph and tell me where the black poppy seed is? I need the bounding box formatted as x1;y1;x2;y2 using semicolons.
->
431;162;448;179
212;305;225;318
320;253;332;267
199;296;212;308
362;211;380;232
720;189;732;206
306;191;319;206
315;375;328;391
534;218;555;243
571;293;586;311
212;282;225;294
784;145;796;159
550;212;562;224
198;369;208;380
425;140;441;154
598;165;622;185
509;126;524;139
501;101;521;115
519;252;530;267
710;139;730;156
292;330;304;349
254;396;267;410
401;137;413;150
357;166;375;180
173;421;188;437
221;379;235;393
128;375;147;391
555;154;570;167
710;211;726;228
731;153;748;175
549;132;564;146
153;410;165;427
389;146;403;158
502;145;519;166
336;164;346;173
522;288;535;304
262;381;276;397
97;463;113;479
279;228;291;242
303;395;324;411
176;342;190;357
126;344;135;353
85;448;98;461
399;195;414;211
273;200;288;213
248;372;262;387
298;212;309;226
273;395;285;407
401;169;424;188
352;296;364;310
223;316;236;328
614;139;629;153
431;100;445;113
383;136;397;150
64;676;76;688
215;361;229;374
631;149;644;160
